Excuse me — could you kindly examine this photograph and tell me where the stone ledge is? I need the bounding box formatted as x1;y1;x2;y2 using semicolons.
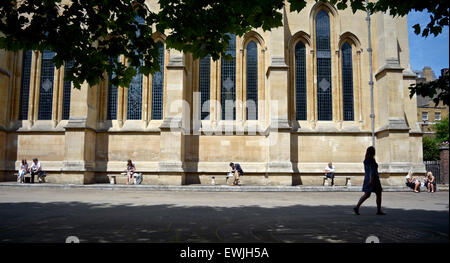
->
402;69;417;78
3;161;427;174
1;182;439;192
374;59;404;77
376;118;410;134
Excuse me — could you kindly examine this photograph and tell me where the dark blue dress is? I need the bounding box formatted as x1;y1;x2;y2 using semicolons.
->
362;158;383;193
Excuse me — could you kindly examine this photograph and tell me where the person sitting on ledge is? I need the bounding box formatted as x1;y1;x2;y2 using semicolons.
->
17;159;29;183
126;159;136;185
29;158;45;183
426;171;437;193
405;173;421;193
229;162;244;186
324;162;335;186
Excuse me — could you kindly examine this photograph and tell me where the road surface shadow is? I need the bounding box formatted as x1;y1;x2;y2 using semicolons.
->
0;202;448;243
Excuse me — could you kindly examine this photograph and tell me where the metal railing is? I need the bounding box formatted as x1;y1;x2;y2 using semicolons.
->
424;161;442;183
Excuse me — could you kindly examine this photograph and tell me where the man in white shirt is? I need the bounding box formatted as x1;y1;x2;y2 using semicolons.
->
29;158;42;183
324;162;335;186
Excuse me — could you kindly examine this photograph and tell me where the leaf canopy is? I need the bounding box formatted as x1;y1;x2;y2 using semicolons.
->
1;0;448;89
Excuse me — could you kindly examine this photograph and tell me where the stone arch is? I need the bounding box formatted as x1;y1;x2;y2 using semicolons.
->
241;31;266;122
338;32;361;49
288;31;313;122
309;1;339;20
288;31;311;51
337;32;362;123
309;2;340;122
241;30;266;50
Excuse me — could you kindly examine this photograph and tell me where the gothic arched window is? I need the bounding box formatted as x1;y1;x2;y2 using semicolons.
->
295;41;307;120
151;41;164;120
246;41;258;120
19;50;32;120
316;10;332;121
125;15;145;120
341;42;354;121
221;34;236;120
38;50;55;120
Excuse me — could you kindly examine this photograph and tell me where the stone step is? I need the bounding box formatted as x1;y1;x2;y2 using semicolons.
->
2;182;447;192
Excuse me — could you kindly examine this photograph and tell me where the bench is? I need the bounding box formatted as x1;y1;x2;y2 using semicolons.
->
14;172;46;183
107;172;143;185
322;175;354;186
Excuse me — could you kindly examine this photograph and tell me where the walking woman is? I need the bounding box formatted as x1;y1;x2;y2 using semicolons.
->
353;146;386;215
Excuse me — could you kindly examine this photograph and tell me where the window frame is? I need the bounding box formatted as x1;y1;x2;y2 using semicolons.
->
422;112;429;122
341;42;354;121
315;10;333;121
244;40;258;121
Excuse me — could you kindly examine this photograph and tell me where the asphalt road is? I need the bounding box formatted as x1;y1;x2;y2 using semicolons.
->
0;187;448;243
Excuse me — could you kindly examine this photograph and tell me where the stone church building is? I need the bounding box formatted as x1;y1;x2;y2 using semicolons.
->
0;1;425;185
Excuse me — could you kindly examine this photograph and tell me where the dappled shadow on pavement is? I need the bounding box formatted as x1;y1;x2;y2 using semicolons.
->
0;202;448;243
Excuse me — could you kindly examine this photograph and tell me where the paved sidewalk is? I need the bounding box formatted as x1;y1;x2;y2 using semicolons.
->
1;182;448;192
0;187;448;243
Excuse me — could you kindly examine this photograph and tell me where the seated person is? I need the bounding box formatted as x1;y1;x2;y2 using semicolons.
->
29;158;45;183
17;159;29;183
426;171;437;193
126;159;135;185
229;162;244;186
405;174;421;193
324;162;335;186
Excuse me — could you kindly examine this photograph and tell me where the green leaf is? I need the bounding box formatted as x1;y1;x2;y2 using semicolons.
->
0;0;448;90
289;0;307;13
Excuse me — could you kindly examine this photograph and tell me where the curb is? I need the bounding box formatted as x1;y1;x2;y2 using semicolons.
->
2;182;446;192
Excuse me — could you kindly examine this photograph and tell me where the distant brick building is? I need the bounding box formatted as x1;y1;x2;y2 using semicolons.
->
415;67;449;136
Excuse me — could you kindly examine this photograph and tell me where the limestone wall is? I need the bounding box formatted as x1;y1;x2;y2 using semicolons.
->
0;0;426;185
95;133;160;171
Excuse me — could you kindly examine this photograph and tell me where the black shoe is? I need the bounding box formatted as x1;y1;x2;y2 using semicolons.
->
353;207;360;215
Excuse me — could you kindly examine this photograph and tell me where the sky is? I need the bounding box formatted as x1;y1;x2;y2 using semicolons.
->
407;10;449;77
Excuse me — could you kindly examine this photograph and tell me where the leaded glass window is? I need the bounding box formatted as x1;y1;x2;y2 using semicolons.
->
127;69;143;120
19;50;32;120
151;41;164;120
295;42;307;120
341;42;354;121
221;34;236;120
246;41;258;120
38;50;55;120
199;55;211;120
316;10;332;121
62;61;73;120
107;58;118;120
